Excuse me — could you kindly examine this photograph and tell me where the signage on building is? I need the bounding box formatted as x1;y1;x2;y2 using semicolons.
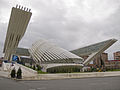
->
12;55;19;61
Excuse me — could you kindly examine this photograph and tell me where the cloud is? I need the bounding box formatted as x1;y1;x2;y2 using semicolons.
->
0;0;120;59
65;0;120;22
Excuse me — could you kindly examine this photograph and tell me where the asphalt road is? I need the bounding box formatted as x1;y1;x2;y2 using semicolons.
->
0;76;120;90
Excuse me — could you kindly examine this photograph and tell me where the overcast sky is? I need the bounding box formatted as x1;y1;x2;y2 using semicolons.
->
0;0;120;59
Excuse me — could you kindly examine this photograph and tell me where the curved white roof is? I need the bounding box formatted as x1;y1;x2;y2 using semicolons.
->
29;39;83;63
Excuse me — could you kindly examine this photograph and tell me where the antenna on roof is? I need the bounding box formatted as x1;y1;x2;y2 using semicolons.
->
29;9;31;12
26;8;28;11
21;6;23;10
19;5;21;9
24;7;26;11
16;4;18;8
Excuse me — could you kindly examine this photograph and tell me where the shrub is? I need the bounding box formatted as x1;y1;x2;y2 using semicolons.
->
10;68;16;78
36;65;41;71
17;67;22;79
33;65;36;70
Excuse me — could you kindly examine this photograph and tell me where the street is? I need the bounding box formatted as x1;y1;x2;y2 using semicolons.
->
0;76;120;90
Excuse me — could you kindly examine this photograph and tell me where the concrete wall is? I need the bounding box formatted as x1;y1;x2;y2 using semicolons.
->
3;6;32;60
41;63;83;72
24;71;120;80
2;62;37;78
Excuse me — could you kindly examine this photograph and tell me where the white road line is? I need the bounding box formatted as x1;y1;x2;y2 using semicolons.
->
29;89;36;90
37;87;46;90
90;82;108;85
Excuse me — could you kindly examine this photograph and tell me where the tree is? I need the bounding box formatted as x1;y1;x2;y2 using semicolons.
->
10;68;16;78
36;65;41;71
17;67;22;79
30;61;32;67
33;65;36;70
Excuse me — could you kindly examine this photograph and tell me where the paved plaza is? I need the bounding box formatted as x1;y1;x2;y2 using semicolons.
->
0;76;120;90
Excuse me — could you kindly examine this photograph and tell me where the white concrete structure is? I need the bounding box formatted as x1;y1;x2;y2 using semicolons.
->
71;39;117;65
24;71;120;80
41;63;84;72
3;5;32;60
29;39;84;71
29;39;117;72
29;39;83;64
2;62;37;78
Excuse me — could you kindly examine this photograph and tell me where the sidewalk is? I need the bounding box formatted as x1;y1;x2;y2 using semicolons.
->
21;71;120;80
1;68;120;80
0;70;9;78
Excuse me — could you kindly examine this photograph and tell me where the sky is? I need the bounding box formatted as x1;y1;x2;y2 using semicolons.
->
0;0;120;59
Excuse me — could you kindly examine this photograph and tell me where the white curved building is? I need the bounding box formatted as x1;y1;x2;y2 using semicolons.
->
29;39;83;64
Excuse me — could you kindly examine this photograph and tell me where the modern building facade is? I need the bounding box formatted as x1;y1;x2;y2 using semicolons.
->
71;39;117;65
2;6;119;73
3;5;32;60
105;60;120;69
105;51;120;69
28;38;117;72
93;53;108;67
114;51;120;60
29;39;83;64
29;39;84;72
81;52;108;66
88;52;120;70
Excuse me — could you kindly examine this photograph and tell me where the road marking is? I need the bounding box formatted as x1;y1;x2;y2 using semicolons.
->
37;87;46;90
29;89;36;90
90;82;108;85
